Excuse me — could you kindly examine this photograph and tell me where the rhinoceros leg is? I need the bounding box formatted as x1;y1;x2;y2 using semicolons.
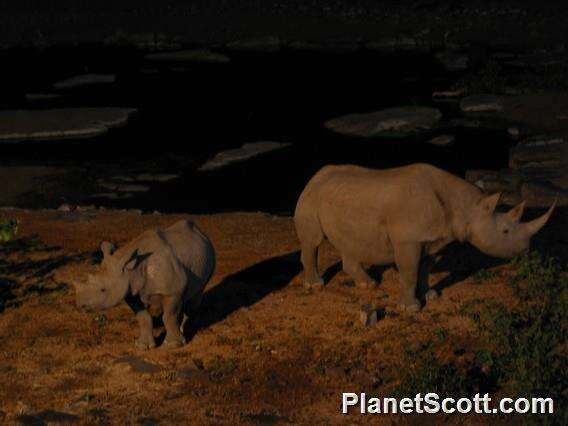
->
135;310;156;350
394;242;422;312
300;243;324;287
162;295;186;348
342;257;377;289
126;295;156;350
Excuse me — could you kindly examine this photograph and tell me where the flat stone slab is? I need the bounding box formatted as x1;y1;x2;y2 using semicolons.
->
466;169;522;193
89;193;134;200
53;73;116;90
505;52;568;69
0;108;137;142
199;141;291;172
509;136;567;169
25;93;63;102
427;134;455;146
436;51;469;71
460;94;504;113
366;36;426;53
145;49;230;64
289;40;360;53
134;173;179;182
226;36;281;53
521;181;568;207
432;89;466;99
325;107;442;138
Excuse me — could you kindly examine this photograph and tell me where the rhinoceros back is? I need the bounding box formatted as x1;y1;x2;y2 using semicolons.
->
163;220;216;289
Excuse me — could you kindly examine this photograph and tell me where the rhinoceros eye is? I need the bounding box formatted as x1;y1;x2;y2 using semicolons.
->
503;229;509;234
100;288;106;293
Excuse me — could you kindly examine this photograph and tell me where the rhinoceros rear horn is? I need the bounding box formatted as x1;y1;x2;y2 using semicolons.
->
522;199;557;237
506;201;526;223
101;241;116;258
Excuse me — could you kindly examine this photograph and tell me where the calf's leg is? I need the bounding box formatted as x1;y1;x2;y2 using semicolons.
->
125;295;156;350
162;295;186;348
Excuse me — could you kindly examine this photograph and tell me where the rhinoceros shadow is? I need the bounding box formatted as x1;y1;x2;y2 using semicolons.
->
191;251;302;335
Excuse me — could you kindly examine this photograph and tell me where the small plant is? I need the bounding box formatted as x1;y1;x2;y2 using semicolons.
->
467;252;567;424
433;327;449;341
0;218;19;242
394;341;469;397
473;268;498;282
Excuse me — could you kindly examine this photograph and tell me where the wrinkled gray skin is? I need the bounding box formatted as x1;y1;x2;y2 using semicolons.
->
74;220;215;349
295;164;556;311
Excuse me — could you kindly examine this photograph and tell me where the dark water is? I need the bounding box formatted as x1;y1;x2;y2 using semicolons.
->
0;46;513;214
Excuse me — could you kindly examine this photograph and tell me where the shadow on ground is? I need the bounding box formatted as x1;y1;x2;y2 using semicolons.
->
0;235;90;312
194;251;301;333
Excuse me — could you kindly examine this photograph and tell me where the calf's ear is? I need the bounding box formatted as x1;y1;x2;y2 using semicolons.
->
100;241;116;258
122;249;151;296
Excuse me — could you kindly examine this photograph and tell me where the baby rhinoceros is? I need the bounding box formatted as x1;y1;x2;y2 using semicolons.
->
74;220;215;349
295;164;556;311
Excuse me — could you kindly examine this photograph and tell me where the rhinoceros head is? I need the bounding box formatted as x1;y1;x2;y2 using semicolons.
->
75;241;146;310
468;193;556;259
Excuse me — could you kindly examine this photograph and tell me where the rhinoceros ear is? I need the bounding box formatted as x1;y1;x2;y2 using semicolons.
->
478;192;501;215
100;241;116;258
122;249;151;296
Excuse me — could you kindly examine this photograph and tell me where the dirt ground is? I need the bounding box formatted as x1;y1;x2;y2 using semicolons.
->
0;207;565;424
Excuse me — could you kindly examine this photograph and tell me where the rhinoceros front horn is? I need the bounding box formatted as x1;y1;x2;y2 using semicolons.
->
522;199;557;237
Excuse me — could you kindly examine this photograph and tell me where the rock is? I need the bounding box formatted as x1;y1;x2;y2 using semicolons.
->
199;141;291;172
521;181;568;207
134;173;179;182
145;49;230;64
436;51;469;71
359;304;378;327
89;193;134;200
460;94;503;113
109;175;135;182
500;191;523;206
507;126;531;140
427;134;455;146
432;89;466;99
53;74;116;90
76;205;96;212
25;93;62;102
366;36;423;53
466;169;522;193
226;36;281;53
289;40;360;54
104;31;182;50
325;107;442;138
113;356;162;374
57;203;73;212
114;184;151;193
505;52;568;69
0;108;136;142
509;136;567;169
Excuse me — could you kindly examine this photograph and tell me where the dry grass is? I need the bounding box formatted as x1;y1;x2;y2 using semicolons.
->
0;208;565;424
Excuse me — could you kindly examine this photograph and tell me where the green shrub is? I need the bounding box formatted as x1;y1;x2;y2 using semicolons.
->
0;218;19;242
